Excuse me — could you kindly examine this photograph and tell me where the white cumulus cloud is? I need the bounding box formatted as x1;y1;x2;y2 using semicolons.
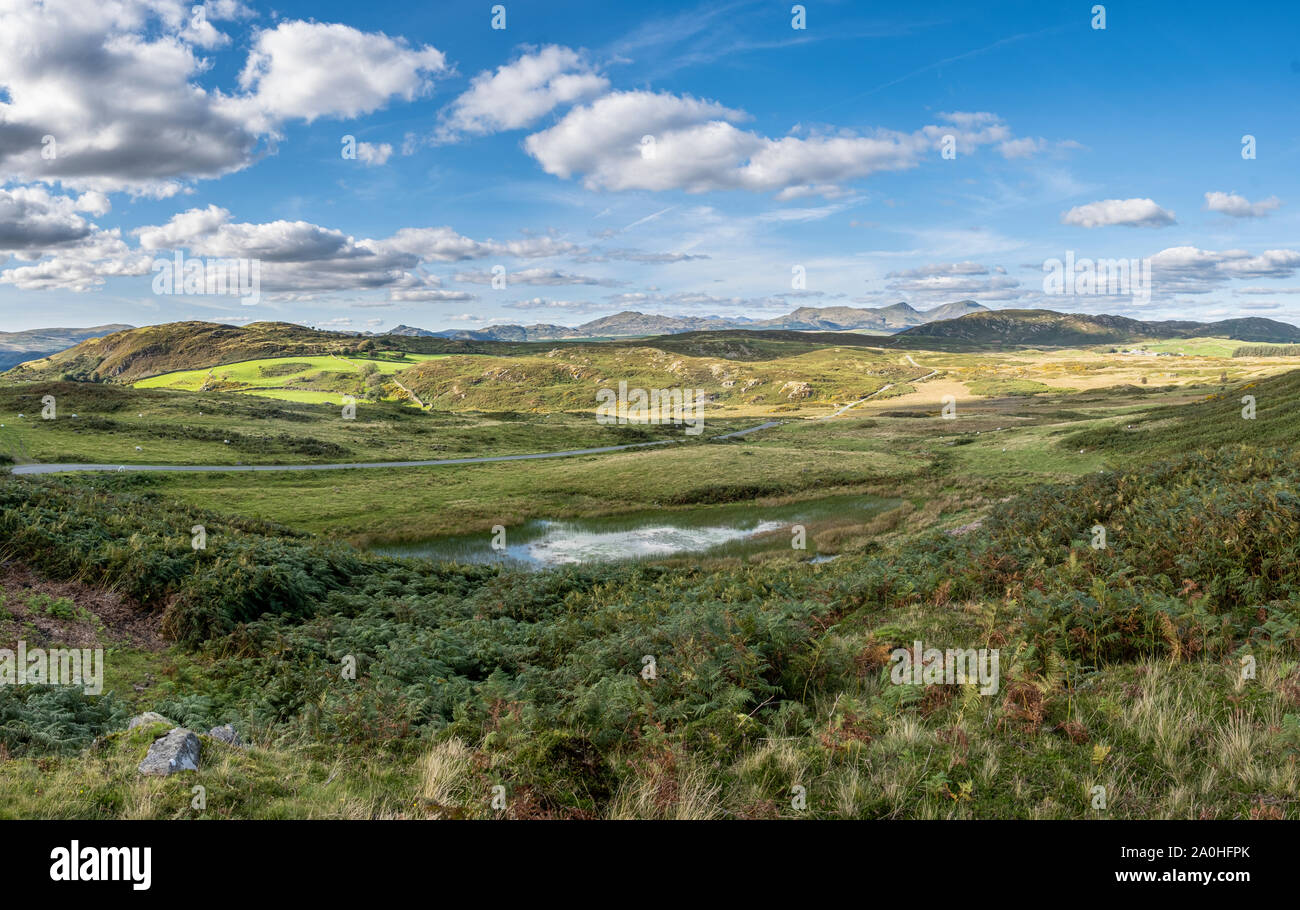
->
1204;191;1281;218
1060;198;1176;228
434;45;609;143
524;94;1031;199
0;3;446;196
235;21;447;126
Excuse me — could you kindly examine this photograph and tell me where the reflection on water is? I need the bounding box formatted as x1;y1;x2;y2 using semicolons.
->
514;519;785;565
374;494;896;570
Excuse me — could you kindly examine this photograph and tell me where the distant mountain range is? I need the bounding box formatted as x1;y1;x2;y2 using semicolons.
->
388;300;990;341
8;307;1300;385
0;324;133;370
4;320;512;383
890;309;1300;347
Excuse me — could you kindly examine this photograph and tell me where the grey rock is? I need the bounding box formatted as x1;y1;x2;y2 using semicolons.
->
208;723;243;747
127;711;174;730
137;728;200;776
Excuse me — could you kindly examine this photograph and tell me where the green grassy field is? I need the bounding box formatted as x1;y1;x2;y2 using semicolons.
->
43;376;1201;548
0;380;726;467
239;388;353;405
0;361;1259;543
1142;337;1245;357
3;332;1300;819
136;352;449;404
2;433;1298;818
125;418;924;543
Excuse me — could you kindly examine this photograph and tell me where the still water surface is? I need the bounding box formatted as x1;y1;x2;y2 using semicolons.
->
375;494;897;569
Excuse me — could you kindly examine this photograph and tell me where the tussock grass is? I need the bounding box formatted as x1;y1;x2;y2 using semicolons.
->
4;362;1300;818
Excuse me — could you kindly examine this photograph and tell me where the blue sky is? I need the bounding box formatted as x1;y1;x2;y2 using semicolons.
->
1;0;1299;332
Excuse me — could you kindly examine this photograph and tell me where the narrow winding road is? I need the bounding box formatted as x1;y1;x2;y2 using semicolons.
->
822;356;940;419
7;358;933;476
9;422;785;475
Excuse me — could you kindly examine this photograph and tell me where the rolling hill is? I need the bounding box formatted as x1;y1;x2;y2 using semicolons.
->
888;309;1300;348
0;303;984;383
0;324;133;370
11;306;1300;388
4;321;364;383
1066;366;1300;455
392;342;923;413
2;321;521;384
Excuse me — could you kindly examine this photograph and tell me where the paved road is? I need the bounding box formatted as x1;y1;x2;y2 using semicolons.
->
710;420;782;439
6;361;949;478
9;421;785;475
3;353;950;478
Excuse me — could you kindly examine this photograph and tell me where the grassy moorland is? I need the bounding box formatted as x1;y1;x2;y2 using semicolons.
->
393;344;924;414
120;379;1195;543
0;436;1297;818
0;380;723;467
6;321;515;384
0;330;1298;818
134;352;450;405
129;428;920;544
